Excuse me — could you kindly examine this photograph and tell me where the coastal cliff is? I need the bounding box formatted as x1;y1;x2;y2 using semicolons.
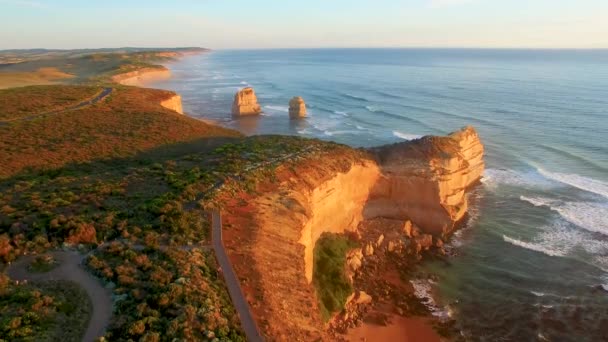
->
367;126;485;235
219;127;485;340
160;94;184;114
111;66;172;86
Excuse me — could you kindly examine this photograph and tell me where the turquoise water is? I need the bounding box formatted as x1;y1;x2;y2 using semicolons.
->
153;49;608;340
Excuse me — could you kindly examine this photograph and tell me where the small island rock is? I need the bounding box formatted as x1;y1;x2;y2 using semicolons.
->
232;87;262;116
289;96;307;119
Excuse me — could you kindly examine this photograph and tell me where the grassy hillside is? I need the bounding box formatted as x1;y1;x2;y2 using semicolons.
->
0;85;240;178
0;79;360;340
0;85;102;120
0;48;206;88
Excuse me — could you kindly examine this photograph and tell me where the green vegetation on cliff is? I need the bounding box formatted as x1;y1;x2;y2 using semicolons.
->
313;233;357;321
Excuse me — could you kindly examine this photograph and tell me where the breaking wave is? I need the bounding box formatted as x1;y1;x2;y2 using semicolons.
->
393;131;423;140
503;235;566;257
519;196;608;236
536;168;608;199
264;105;288;113
410;279;451;320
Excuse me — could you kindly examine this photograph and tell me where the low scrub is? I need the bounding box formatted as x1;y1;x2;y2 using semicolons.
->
0;276;91;341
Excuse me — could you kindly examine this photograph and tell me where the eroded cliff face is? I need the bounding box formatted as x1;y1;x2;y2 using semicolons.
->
232;87;262;116
220;147;376;340
366;126;484;236
111;67;171;86
219;127;484;340
160;94;184;114
299;161;381;282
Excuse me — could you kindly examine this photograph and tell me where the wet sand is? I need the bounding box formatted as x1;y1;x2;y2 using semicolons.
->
346;314;441;342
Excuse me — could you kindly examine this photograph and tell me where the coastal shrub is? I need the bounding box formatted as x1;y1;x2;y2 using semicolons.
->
86;242;245;341
0;280;91;341
27;254;58;273
313;233;357;321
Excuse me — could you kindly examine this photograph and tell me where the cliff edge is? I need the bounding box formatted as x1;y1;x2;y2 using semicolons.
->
159;93;184;114
368;126;485;235
218;127;484;340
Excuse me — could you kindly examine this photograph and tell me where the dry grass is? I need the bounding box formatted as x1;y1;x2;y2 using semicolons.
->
0;85;240;178
0;67;74;89
0;85;102;121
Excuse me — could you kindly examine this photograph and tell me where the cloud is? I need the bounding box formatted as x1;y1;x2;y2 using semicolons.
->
0;0;47;9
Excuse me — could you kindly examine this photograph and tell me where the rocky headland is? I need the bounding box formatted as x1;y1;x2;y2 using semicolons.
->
218;126;485;340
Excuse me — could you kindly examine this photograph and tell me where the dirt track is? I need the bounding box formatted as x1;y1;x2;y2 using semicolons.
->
6;251;112;342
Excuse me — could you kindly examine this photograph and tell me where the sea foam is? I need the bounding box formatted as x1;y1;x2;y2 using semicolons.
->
264;105;288;113
393;131;423;141
502;235;567;257
410;279;451;320
519;196;608;236
536;168;608;199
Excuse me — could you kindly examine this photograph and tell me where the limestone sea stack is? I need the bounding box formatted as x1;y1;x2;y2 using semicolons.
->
289;96;307;119
232;87;262;116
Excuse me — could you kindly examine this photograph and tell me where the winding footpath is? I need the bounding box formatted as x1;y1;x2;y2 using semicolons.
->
6;251;112;342
0;87;113;126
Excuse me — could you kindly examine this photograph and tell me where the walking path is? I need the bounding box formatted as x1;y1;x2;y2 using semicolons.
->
0;87;113;126
6;251;112;342
4;145;314;341
212;210;265;342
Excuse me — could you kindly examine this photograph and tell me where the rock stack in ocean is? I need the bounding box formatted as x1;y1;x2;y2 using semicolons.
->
232;87;262;116
289;96;307;119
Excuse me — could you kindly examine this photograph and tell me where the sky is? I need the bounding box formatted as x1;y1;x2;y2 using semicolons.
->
0;0;607;49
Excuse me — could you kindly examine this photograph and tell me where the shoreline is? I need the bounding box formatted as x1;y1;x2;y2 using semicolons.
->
111;50;207;87
137;53;470;341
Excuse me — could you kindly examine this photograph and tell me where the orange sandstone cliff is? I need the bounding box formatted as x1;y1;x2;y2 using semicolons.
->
367;126;485;236
159;93;184;114
219;127;484;340
289;96;307;119
111;66;172;86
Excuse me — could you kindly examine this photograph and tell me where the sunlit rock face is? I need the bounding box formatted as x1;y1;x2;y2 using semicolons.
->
219;127;484;340
366;126;485;236
289;96;307;119
232;87;262;116
160;94;183;114
111;67;171;86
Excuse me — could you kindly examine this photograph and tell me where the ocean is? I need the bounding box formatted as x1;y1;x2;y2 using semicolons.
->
152;49;608;340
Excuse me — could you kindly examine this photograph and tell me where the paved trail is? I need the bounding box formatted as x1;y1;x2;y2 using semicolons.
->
6;251;112;342
0;87;113;126
212;210;265;342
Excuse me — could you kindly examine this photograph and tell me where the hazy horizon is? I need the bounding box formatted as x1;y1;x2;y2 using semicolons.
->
1;0;607;50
